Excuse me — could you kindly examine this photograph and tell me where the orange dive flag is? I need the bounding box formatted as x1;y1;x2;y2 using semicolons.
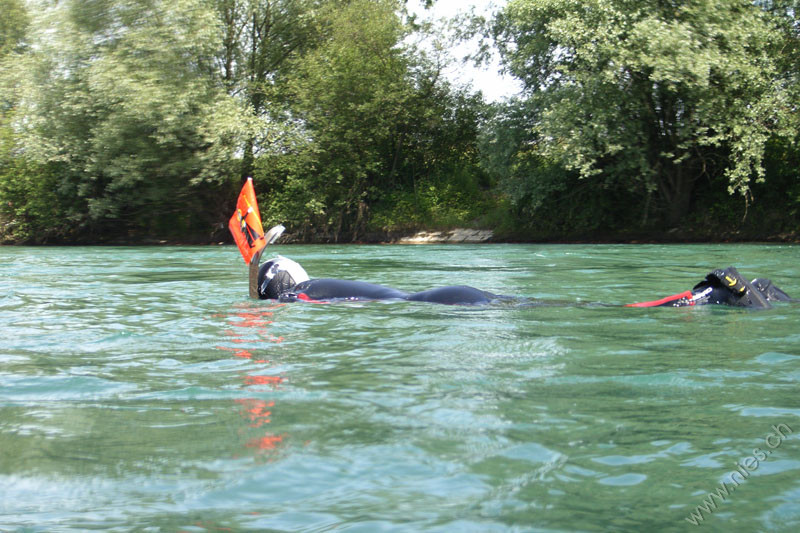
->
229;178;267;264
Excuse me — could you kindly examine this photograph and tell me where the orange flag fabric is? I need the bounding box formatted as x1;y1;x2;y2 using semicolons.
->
229;178;267;264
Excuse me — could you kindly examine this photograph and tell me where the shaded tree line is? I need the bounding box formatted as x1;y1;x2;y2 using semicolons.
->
1;0;798;244
484;0;800;239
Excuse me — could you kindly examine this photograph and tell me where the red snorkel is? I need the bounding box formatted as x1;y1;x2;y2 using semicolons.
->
625;290;694;308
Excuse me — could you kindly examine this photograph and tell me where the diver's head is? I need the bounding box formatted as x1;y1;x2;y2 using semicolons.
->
257;256;310;299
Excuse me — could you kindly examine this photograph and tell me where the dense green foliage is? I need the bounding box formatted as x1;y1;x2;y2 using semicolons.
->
488;0;800;234
0;0;798;244
2;0;247;242
257;0;492;241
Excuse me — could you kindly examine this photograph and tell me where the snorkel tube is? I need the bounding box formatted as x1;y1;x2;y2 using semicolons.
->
228;178;286;298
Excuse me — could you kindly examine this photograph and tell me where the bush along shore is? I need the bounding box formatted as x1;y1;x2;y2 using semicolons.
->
2;0;798;246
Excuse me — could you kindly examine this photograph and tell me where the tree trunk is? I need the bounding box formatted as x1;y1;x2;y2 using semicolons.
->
660;165;695;226
240;137;254;182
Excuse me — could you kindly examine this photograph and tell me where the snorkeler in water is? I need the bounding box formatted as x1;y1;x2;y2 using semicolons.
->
254;255;497;305
255;256;792;308
254;257;793;308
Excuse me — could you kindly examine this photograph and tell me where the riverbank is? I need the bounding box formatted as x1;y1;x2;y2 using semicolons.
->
3;222;799;246
354;226;800;245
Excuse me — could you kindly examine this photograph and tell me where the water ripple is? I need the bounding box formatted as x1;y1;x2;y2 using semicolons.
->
1;244;799;531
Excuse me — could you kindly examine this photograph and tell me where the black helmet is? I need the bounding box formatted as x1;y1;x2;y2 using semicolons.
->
257;256;310;299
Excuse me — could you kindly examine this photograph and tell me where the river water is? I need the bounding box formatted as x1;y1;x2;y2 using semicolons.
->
1;243;799;532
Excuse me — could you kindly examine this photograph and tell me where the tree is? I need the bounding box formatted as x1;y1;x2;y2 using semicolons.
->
493;0;798;225
254;0;492;241
261;0;419;241
479;98;565;216
0;0;28;57
213;0;322;181
0;0;53;244
10;0;249;240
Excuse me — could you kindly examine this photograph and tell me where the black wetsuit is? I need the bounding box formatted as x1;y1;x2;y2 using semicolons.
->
280;279;497;305
258;260;791;309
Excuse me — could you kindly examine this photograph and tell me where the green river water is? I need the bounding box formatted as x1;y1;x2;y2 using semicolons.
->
1;243;799;532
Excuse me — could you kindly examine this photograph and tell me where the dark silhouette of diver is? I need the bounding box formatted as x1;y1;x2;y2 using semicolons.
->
255;255;498;305
626;266;792;309
253;257;791;308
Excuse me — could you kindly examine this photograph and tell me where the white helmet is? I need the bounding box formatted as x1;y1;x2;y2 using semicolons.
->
257;256;310;299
